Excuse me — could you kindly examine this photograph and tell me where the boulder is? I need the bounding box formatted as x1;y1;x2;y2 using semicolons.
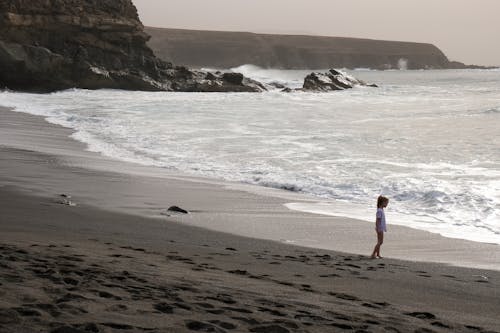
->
222;72;244;85
165;68;266;92
268;81;286;89
302;69;377;92
167;206;189;214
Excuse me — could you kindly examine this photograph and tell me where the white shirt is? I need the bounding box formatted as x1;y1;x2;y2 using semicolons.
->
376;208;387;232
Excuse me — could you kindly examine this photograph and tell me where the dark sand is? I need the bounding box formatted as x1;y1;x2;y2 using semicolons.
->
1;106;500;333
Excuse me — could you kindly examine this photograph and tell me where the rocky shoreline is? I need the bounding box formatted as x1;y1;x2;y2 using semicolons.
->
2;0;487;94
0;0;266;93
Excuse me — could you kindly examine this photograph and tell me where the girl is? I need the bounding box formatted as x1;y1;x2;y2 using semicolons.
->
371;195;389;259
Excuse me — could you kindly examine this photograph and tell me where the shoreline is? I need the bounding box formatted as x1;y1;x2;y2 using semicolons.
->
3;188;500;332
2;80;499;249
2;105;500;331
1;105;499;271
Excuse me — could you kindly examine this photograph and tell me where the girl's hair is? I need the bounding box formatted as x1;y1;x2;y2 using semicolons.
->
377;195;389;208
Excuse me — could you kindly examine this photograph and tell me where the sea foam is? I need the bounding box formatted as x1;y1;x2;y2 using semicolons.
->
1;69;499;244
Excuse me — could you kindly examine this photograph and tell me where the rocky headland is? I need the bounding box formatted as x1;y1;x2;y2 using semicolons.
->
0;0;265;92
0;1;494;93
145;27;488;70
8;0;482;94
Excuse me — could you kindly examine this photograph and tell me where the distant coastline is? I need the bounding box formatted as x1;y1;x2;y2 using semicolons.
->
145;27;494;70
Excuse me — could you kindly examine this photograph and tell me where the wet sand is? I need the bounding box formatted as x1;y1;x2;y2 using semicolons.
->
1;106;500;332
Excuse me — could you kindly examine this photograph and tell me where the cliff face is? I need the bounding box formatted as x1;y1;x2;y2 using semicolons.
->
0;0;168;91
0;0;265;92
0;0;151;67
145;27;454;70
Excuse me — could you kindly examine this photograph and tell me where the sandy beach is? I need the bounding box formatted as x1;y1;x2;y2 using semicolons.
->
1;105;500;333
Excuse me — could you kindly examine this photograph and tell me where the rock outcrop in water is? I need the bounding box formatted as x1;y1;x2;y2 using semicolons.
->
145;27;490;70
302;69;377;92
0;0;265;92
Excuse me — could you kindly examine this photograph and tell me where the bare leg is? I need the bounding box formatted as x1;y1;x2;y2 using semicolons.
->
376;232;384;258
371;243;379;259
371;232;384;258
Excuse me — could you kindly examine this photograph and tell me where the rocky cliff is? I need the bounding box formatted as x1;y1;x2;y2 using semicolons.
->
0;0;265;92
145;27;470;70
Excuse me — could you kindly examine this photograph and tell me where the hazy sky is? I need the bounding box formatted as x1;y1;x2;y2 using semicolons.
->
133;0;500;66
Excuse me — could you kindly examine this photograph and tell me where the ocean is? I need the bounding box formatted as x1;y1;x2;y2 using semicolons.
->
1;67;499;244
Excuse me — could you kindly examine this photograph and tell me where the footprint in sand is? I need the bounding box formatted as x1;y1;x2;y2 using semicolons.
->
153;302;173;314
50;326;87;333
100;323;134;330
328;292;360;302
222;306;253;314
186;320;226;332
405;311;436;320
231;316;260;326
107;304;128;312
207;294;237;305
97;290;122;300
250;324;290;333
13;307;42;317
209;320;237;330
227;269;248;276
431;321;451;328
